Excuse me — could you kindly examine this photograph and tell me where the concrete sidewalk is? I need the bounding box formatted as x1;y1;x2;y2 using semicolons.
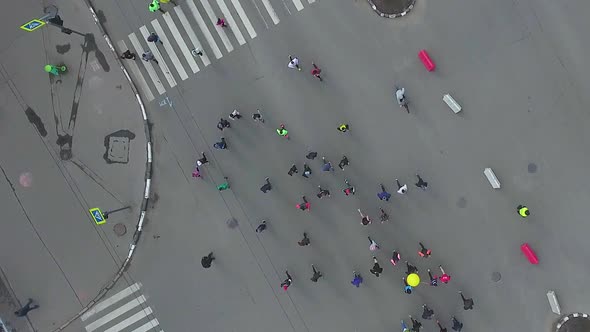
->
0;0;146;330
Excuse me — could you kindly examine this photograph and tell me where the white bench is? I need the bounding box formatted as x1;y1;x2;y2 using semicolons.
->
443;94;462;113
484;168;500;189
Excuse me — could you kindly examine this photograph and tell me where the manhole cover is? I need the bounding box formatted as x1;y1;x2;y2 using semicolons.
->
491;272;502;282
113;223;127;236
557;314;590;332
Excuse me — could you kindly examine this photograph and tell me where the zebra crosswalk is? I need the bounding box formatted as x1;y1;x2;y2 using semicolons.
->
81;283;162;332
117;0;315;101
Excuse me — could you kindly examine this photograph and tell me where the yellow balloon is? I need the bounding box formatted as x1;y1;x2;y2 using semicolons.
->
407;273;420;287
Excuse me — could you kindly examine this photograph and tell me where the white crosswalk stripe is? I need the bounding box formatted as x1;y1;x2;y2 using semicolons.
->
140;26;177;88
118;0;316;99
81;283;162;332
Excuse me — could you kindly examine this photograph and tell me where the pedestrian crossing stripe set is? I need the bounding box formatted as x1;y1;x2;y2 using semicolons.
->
81;283;163;332
118;0;316;102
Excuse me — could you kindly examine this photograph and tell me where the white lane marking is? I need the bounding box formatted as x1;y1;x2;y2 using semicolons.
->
140;26;177;88
200;0;233;52
292;0;304;11
151;20;189;80
260;0;280;25
216;0;248;43
229;0;257;38
116;41;155;101
174;6;212;66
187;0;223;59
128;33;166;95
103;307;153;332
308;0;315;3
163;12;200;74
131;319;160;332
84;296;147;332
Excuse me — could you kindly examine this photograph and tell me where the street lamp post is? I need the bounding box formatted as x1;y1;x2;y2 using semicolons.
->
103;206;132;219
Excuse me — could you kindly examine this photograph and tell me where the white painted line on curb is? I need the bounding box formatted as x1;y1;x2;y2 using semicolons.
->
116;41;155;101
187;0;224;59
200;0;234;52
229;0;257;39
128;32;166;95
163;12;200;74
140;26;177;88
151;19;189;80
175;6;212;66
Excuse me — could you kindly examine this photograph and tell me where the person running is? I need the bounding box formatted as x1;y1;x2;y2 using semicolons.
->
405;261;418;275
390;250;401;266
377;184;392;201
379;208;389;223
310;264;323;282
343;179;356;196
415;174;428;190
298;232;310;246
305;151;318;160
316;185;330;198
311;63;322;81
252;109;264;123
288;164;298;176
147;32;163;45
14;299;39;317
409;315;422;332
517;204;530;218
280;271;292;290
201;252;215;268
255;220;267;233
302;163;312;178
396;179;408;194
121;50;137;60
451;316;463;331
148;0;165;13
217;177;230;191
351;271;363;287
217;118;231;130
277;124;289;138
213;137;227;149
418;242;432;258
436;320;448;332
260;177;272;193
439;265;451;284
338;155;349;170
216;18;227;27
196;152;208;166
142;50;159;64
422;304;434;320
368;236;380;251
403;277;413;294
369;256;383;277
337;123;349;132
288;55;301;71
229;109;241;120
459;291;474;310
296;196;310;211
427;269;438;286
321;157;334;172
358;209;371;225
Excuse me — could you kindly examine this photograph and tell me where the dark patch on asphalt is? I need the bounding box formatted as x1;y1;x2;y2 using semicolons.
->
457;197;467;208
226;218;238;229
558;316;590;332
56;134;73;160
103;130;136;164
116;85;122;90
96;10;107;24
56;43;71;54
83;33;110;72
149;193;159;209
25;107;47;137
528;162;537;173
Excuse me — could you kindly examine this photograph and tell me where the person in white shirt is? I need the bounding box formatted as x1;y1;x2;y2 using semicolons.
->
396;179;408;194
288;55;301;71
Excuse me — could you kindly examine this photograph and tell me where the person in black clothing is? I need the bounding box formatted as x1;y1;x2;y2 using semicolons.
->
306;151;318;160
436;320;448;332
451;316;463;331
288;164;298;176
418;242;432;258
459;291;474;310
310;264;323;282
422;304;434;320
405;261;418;275
302;164;312;178
427;269;438;286
14;299;39;317
409;315;422;331
338;155;349;170
415;174;428;190
369;256;383;277
217;118;231;130
196;152;208;166
260;177;272;193
280;271;292;290
213;137;227;149
120;50;136;60
201;252;214;268
255;220;267;233
379;208;389;223
317;185;330;198
298;232;310;246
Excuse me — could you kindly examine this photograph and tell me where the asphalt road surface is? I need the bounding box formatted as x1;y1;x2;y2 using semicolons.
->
76;0;590;330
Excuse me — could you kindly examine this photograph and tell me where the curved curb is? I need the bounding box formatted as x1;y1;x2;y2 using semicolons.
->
366;0;416;18
51;1;153;331
555;313;590;331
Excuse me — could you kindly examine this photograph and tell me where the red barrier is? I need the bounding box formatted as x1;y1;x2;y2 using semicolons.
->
520;243;539;265
418;50;436;72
